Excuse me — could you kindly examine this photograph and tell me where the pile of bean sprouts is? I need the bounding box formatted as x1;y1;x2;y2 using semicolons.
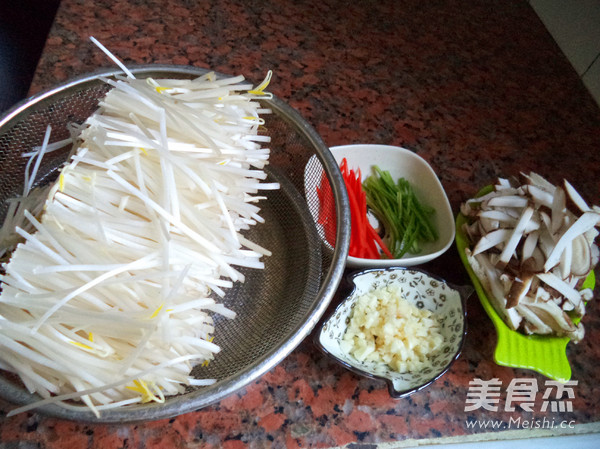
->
0;60;278;416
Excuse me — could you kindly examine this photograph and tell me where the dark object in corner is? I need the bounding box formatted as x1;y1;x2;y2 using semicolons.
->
0;0;61;113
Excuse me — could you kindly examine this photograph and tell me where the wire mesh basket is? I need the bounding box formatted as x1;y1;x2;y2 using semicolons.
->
0;65;350;422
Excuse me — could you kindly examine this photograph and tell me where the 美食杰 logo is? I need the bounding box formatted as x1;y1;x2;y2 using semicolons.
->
463;378;577;431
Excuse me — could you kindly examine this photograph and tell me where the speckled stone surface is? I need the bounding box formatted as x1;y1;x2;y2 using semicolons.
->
2;0;600;447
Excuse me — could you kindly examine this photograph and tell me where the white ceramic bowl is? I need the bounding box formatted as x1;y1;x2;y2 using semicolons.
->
315;267;471;397
331;144;454;268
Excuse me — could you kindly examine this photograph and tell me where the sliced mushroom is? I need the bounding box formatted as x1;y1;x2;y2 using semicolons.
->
520;298;576;335
516;303;553;335
539;211;553;237
591;237;599;267
524;216;541;233
496;206;534;270
468;251;522;330
564;179;590;213
522;246;545;273
537;272;582;307
462;172;598;343
537;229;556;259
522;172;556;194
478;209;517;225
544;211;600;272
559;240;572;279
523;184;554;209
496;178;512;189
533;285;551;302
581;289;594;301
473;228;511;256
570;324;585;343
467;187;520;205
521;230;539;263
487;195;529;208
506;274;533;308
551;186;566;234
460;202;475;217
570;233;592;277
479;216;500;233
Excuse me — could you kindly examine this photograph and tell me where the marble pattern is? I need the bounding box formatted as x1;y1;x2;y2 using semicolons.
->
1;0;599;447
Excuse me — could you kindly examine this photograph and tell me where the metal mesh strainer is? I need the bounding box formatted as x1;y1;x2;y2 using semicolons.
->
0;65;350;422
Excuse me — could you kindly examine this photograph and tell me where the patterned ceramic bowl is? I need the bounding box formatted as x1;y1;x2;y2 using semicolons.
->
315;267;471;397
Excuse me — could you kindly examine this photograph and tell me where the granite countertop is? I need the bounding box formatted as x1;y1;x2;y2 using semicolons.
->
1;0;600;448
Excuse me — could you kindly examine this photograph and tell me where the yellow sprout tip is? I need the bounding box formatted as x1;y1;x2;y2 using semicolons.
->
242;116;265;125
127;379;163;404
248;70;273;95
150;304;164;319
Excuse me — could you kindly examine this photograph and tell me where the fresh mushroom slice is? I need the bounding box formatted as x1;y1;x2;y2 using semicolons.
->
559;239;573;279
468;251;522;329
504;207;523;220
516;302;554;335
538;228;556;259
462;222;483;243
522;172;556;194
533;284;551;302
499;272;514;291
572;296;586;317
586;226;600;244
544;211;600;272
570;324;585;343
486;195;530;208
460;201;477;217
467;187;521;205
525;214;541;233
496;178;512;189
539;211;553;237
577;289;594;317
478;209;518;226
523;184;554;209
520;297;576;335
551;186;566;234
581;288;593;301
472;228;512;256
521;230;539;263
564;179;591;213
506;274;533;308
496;206;534;270
536;272;582;307
570;233;592;277
479;215;501;233
561;298;574;311
591;234;600;267
522;246;545;273
469;251;506;299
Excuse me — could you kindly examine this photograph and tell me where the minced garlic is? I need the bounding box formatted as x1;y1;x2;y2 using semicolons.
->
340;285;443;373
